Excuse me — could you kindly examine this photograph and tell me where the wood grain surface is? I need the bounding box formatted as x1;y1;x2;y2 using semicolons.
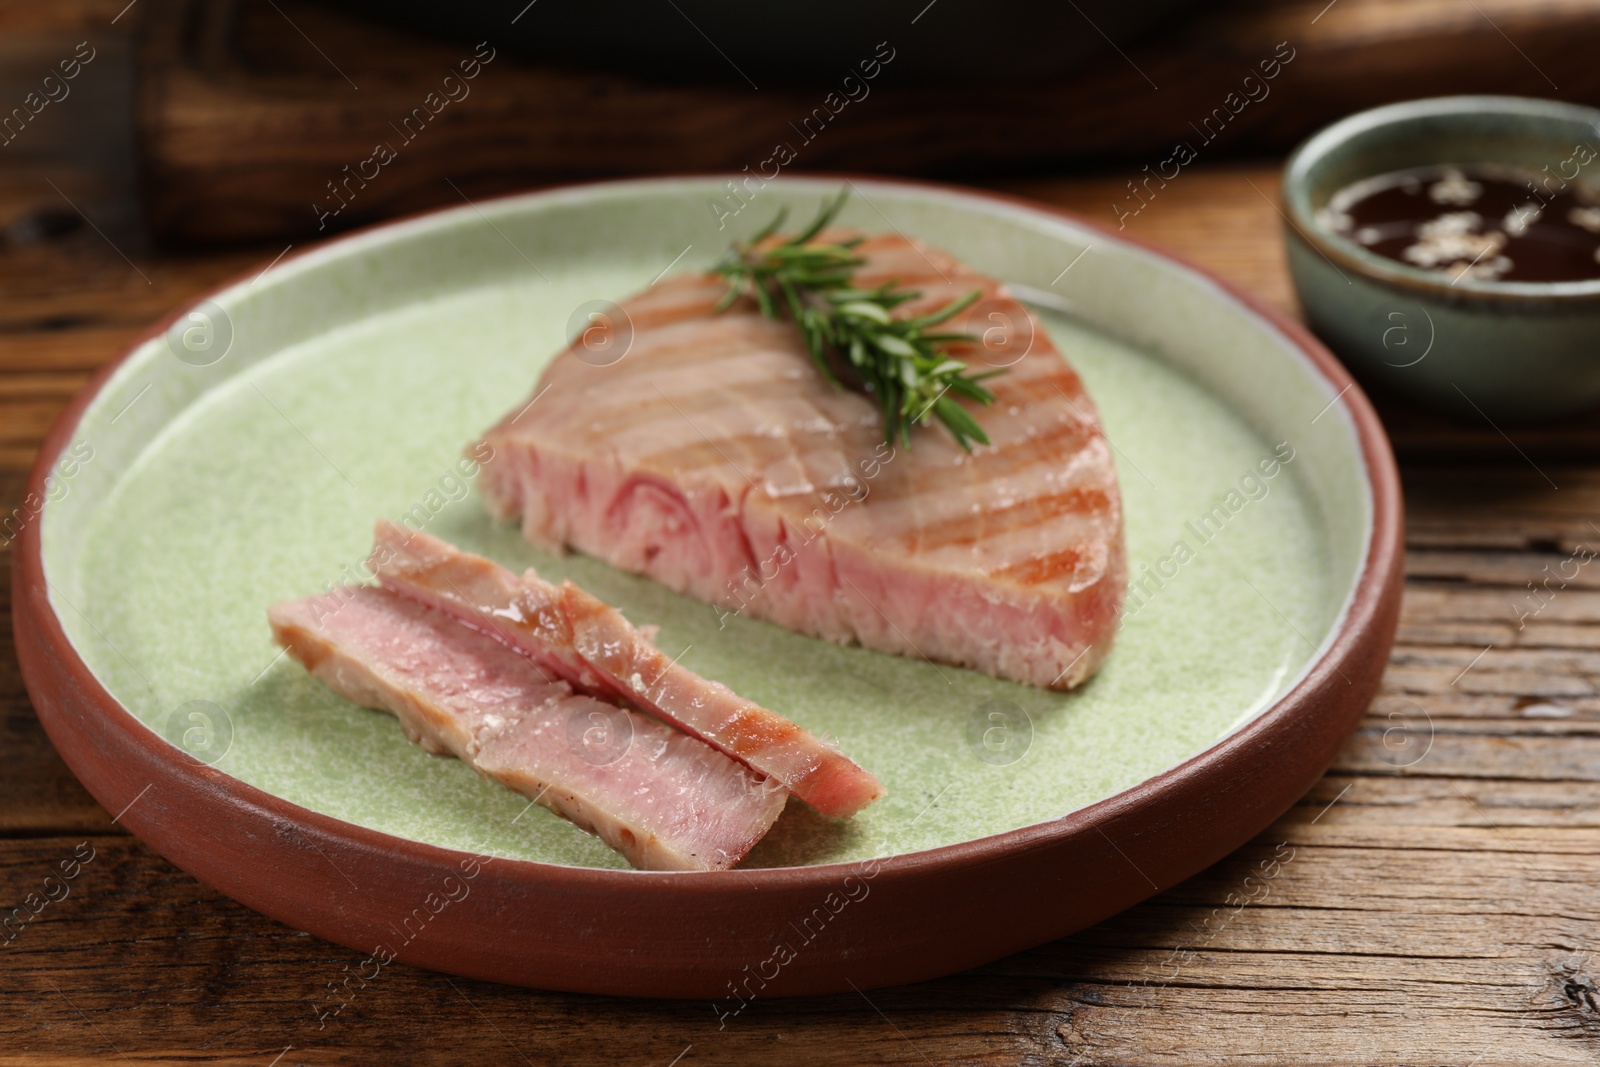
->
5;156;1600;1064
9;0;1600;1043
135;0;1600;243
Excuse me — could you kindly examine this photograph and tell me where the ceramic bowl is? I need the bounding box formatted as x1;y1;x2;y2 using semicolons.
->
1282;95;1600;422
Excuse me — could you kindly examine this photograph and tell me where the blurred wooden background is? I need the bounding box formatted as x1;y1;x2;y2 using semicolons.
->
12;0;1600;244
143;0;1600;241
6;1;1600;1064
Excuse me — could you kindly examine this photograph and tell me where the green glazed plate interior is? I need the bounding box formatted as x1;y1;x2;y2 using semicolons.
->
40;178;1370;870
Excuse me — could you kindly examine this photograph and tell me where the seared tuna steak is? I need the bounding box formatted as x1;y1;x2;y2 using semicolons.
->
477;234;1126;690
267;586;785;871
369;521;885;817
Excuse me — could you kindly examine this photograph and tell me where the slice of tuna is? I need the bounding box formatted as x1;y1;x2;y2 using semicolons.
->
267;585;785;871
475;232;1126;691
369;520;885;817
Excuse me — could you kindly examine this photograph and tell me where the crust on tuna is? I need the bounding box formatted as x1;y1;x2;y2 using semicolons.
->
267;586;786;871
475;233;1126;690
368;520;885;817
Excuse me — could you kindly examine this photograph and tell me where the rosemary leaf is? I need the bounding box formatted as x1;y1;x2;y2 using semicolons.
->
712;190;1002;451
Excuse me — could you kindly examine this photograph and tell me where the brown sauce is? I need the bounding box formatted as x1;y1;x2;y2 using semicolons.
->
1319;164;1600;283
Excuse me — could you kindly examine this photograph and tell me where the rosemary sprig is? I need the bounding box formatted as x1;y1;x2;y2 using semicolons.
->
712;189;1002;451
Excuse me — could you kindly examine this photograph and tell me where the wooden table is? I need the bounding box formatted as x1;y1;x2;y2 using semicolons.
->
4;161;1599;1066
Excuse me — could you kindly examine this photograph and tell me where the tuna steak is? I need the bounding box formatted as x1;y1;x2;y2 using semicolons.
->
477;233;1126;690
267;586;786;871
368;521;885;817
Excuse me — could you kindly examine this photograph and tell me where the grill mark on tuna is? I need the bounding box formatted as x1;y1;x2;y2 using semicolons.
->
560;379;845;471
988;370;1091;406
909;488;1114;551
864;419;1100;505
989;545;1089;587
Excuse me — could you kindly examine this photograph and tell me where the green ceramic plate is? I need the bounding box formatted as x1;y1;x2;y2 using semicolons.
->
41;177;1370;873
